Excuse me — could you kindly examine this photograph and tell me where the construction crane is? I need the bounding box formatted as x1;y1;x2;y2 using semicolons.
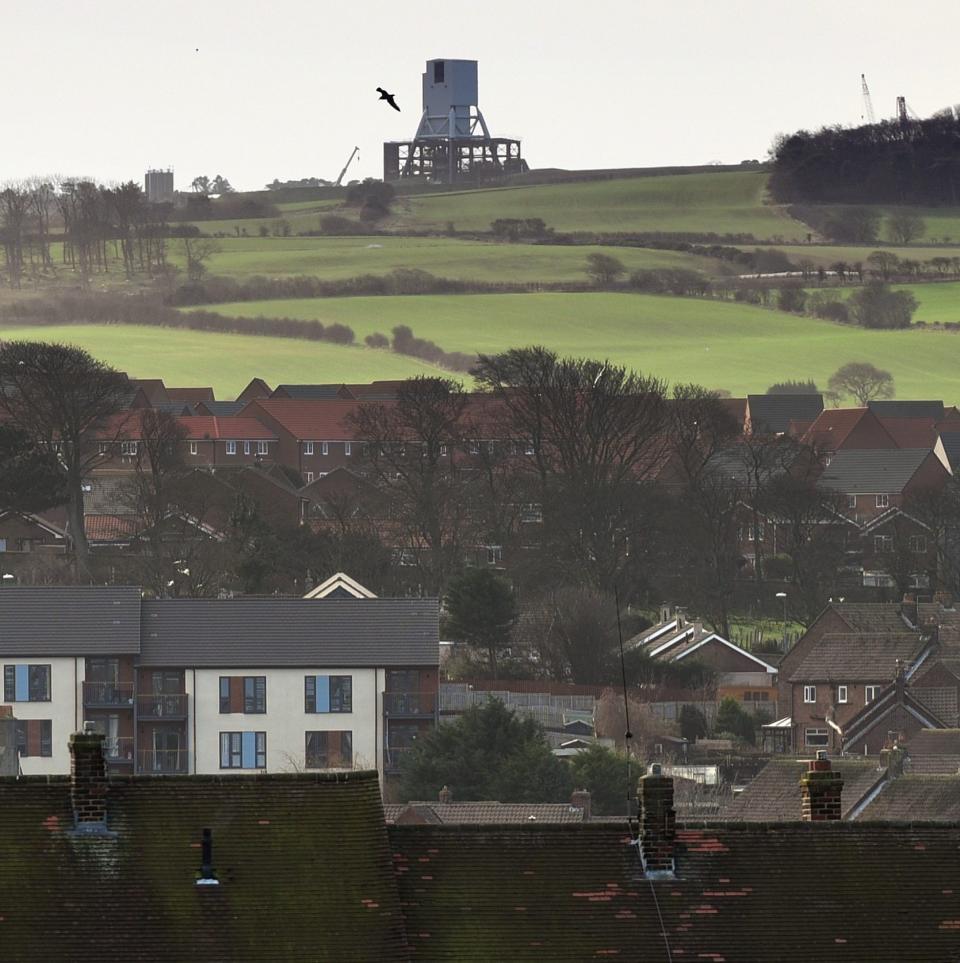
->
334;146;360;187
896;96;920;125
861;74;876;125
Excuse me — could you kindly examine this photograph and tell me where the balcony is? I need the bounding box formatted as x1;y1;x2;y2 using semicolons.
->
137;694;189;720
137;750;188;774
382;692;437;717
83;682;135;708
104;736;135;765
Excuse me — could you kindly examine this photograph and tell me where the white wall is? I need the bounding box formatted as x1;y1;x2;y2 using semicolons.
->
190;667;381;775
2;656;80;775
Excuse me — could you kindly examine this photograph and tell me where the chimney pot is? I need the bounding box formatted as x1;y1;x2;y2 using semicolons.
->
438;785;453;804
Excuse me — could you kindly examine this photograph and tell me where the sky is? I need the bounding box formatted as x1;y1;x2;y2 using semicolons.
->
3;0;959;191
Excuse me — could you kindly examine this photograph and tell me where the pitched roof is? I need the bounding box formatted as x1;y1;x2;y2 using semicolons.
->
905;728;960;774
937;431;960;471
0;586;142;655
195;401;247;417
139;597;439;667
177;416;278;441
817;448;935;493
789;633;927;682
0;771;409;962
830;601;914;634
747;394;823;434
868;400;945;420
801;407;896;450
388;801;587;824
129;378;168;404
842;680;948;749
166;387;215;404
389;821;960;961
239;399;367;440
85;513;141;542
719;758;885;821
878;416;939;449
272;384;352;399
858;775;960;820
235;377;272;402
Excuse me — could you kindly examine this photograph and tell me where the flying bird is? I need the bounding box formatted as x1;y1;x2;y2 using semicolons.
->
376;87;400;112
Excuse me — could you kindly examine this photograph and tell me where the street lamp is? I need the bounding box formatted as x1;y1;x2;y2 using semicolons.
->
775;592;788;651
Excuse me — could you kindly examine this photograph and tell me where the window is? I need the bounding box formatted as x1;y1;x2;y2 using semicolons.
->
305;730;353;769
521;503;543;524
837;685;848;704
803;685;816;704
439;444;448;457
226;441;237;456
874;535;893;554
0;539;6;552
189;441;198;456
805;728;829;748
846;494;856;509
219;731;266;769
748;523;765;542
865;685;880;704
304;675;353;713
524;441;535;456
257;441;269;456
244;441;251;455
876;493;889;508
4;664;51;702
910;535;927;554
219;676;266;714
345;442;352;456
469;442;480;455
321;441;329;456
15;720;52;758
486;545;503;565
120;441;138;456
304;441;314;455
305;471;314;484
98;442;109;455
433;61;444;84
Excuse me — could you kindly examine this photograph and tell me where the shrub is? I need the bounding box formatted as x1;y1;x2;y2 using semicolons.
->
365;332;389;349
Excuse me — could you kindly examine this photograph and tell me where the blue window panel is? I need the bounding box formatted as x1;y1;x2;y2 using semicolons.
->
15;665;29;702
241;731;257;769
315;675;330;713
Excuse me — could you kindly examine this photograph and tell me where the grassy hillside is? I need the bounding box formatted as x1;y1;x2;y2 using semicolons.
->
805;281;960;323
183;292;960;400
0;324;442;397
387;171;805;239
164;235;726;282
747;244;960;269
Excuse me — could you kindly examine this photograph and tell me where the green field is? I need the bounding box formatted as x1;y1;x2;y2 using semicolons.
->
751;244;960;269
387;171;806;240
164;235;725;282
0;324;442;397
184;292;960;400
805;281;960;323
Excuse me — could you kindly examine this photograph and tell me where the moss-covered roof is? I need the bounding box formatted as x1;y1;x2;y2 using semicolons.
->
0;771;408;962
390;821;960;962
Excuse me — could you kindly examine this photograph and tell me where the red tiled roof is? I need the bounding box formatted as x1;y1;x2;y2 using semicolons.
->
177;416;277;440
166;387;215;404
879;417;938;449
84;514;140;541
802;407;895;450
240;399;372;440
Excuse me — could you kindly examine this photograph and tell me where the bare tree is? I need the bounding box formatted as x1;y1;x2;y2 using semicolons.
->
0;342;130;574
827;362;895;405
180;237;220;281
886;211;926;245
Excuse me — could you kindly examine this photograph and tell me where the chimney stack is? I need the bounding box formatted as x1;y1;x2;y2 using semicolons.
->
800;750;844;821
196;827;220;886
69;727;109;830
438;785;453;804
638;764;675;874
570;788;592;821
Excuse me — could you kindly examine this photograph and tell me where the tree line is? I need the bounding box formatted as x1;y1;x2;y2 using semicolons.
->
769;112;960;205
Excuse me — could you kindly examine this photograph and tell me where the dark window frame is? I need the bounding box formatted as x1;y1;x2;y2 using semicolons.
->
219;730;266;769
218;675;267;714
4;664;51;702
304;730;353;769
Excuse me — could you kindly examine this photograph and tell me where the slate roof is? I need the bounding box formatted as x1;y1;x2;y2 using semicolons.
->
0;586;142;655
387;802;586;824
868;400;945;420
747;393;823;434
166;387;215;404
389;821;960;961
139;598;439;666
906;729;960;774
858;775;960;820
831;601;914;634
938;431;960;471
718;758;885;821
789;633;927;682
272;384;351;399
0;771;409;962
817;447;934;493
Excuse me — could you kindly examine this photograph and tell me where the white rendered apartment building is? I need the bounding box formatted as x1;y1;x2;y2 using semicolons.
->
0;586;439;783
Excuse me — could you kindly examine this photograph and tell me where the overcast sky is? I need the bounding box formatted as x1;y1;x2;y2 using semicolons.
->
3;0;958;191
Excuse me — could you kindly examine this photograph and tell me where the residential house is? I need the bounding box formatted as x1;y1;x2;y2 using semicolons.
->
0;587;439;785
235;376;272;402
799;407;898;454
178;416;278;466
239;399;366;481
0;512;67;561
627;605;779;712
